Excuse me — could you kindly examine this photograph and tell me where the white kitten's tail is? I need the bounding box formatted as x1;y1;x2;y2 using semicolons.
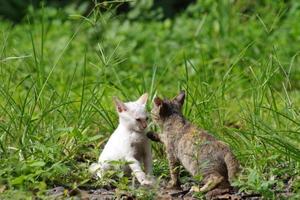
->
89;162;102;174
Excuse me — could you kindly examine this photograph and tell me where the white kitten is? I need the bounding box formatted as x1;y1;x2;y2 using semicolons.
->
89;93;154;185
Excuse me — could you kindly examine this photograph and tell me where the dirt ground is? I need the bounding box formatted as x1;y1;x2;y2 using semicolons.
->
45;177;295;200
45;184;287;200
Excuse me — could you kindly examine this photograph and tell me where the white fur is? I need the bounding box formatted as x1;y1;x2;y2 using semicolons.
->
89;94;154;185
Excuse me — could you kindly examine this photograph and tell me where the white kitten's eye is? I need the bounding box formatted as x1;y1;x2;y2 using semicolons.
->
136;118;141;122
146;117;149;121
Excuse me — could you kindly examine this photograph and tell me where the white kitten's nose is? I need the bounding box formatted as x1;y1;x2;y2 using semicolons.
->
141;120;147;129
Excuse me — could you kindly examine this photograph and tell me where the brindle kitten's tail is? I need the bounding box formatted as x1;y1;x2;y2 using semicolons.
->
224;151;240;182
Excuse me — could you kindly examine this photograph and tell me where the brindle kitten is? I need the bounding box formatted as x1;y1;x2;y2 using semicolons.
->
150;90;240;199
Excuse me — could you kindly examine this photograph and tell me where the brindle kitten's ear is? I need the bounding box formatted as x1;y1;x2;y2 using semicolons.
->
174;90;186;106
154;97;163;107
113;97;127;112
154;96;170;116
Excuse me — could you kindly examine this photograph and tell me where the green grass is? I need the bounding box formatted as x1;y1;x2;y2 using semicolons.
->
0;1;300;199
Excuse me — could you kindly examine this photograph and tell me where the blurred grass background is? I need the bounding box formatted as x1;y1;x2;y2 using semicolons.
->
0;0;299;199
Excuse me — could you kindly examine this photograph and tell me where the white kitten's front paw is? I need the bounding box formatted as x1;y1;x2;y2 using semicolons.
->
89;163;101;174
89;163;103;179
141;178;155;186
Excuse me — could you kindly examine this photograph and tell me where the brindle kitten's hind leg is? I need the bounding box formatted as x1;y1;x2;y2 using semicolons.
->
205;188;231;200
190;174;224;193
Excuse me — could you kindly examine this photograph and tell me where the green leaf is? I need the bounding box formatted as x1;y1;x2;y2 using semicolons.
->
29;161;46;168
11;175;26;185
88;135;102;142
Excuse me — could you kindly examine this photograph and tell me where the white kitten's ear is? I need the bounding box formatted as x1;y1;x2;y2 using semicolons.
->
137;93;148;105
113;97;127;112
174;90;185;105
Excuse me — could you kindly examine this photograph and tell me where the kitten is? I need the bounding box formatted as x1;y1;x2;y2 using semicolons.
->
89;93;154;186
150;91;240;198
